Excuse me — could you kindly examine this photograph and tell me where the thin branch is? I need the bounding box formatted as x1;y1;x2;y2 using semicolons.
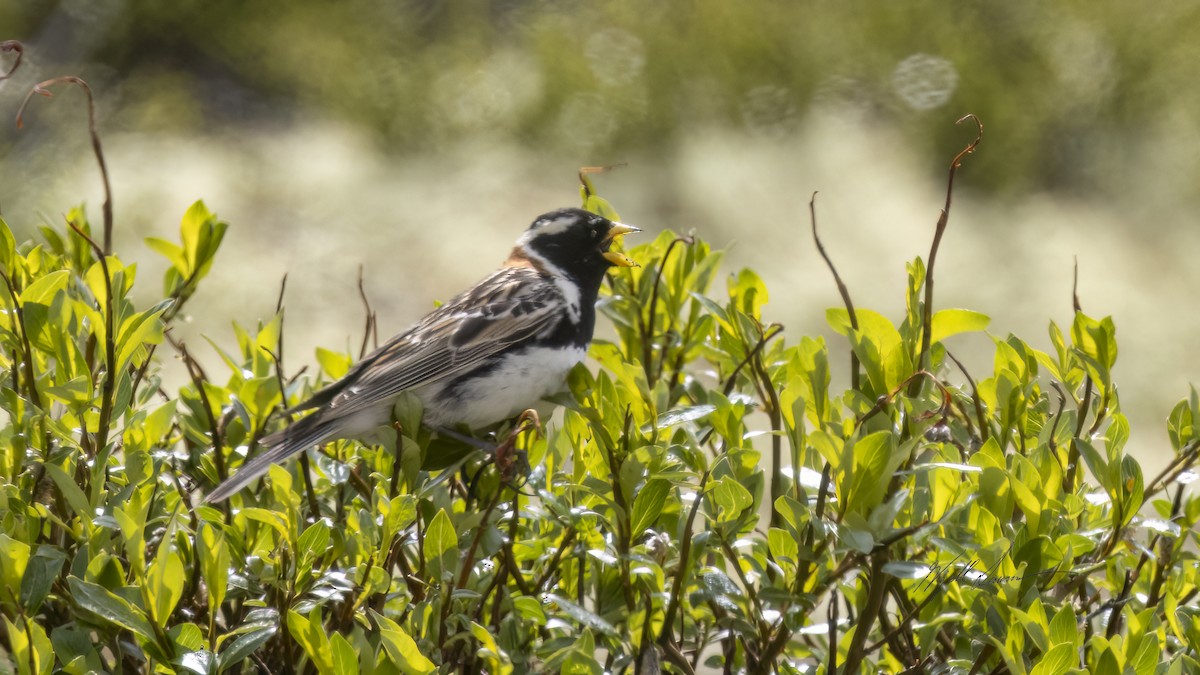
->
748;323;786;527
843;550;890;672
866;584;941;655
17;76;113;254
1065;259;1091;493
645;236;693;387
946;350;989;443
658;470;710;648
357;265;376;358
1144;439;1200;499
1072;257;1081;313
274;275;288;402
721;323;783;396
856;370;954;432
578;164;628;192
827;592;839;674
67;220;116;456
177;340;225;488
0;270;43;410
913;114;983;395
532;528;576;593
809;191;861;391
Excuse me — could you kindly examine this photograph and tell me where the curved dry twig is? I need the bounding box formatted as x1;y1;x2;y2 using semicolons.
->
578;163;628;196
0;40;24;82
17;76;113;255
912;114;983;395
809;191;861;391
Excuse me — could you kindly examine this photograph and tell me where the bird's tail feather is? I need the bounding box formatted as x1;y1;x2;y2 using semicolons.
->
204;418;329;503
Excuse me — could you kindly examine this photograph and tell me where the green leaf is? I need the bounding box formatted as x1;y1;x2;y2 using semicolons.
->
930;308;990;343
647;404;716;431
768;527;799;565
297;519;332;568
1075;439;1109;492
145;237;187;273
146;541;185;625
181;201;214;270
2;616;53;675
20;546;66;614
1029;643;1075;675
216;627;276;672
330;632;359;675
881;561;931;579
841;430;896;516
470;621;513;675
288;609;334;675
238;507;291;540
0;534;31;601
729;268;768;318
0;216;16;271
69;577;155;641
630;479;671;536
179;649;215;675
43;463;93;526
547;594;619;635
1048;604;1077;647
710;476;753;522
44;375;93;407
19;269;70;305
197;523;230;615
316;347;352;380
424;508;458;582
116;306;168;371
373;612;435;675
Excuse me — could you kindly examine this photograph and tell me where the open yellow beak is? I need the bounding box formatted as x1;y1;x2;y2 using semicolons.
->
601;222;641;267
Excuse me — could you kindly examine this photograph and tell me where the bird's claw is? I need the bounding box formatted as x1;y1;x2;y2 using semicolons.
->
495;409;539;485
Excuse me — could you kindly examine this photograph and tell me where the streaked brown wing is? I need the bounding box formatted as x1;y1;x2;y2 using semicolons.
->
294;266;563;421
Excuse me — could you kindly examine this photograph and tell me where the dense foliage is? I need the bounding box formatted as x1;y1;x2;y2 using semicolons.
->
1;158;1199;675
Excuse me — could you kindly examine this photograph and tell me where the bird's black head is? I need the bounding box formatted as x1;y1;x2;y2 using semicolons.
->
515;208;639;289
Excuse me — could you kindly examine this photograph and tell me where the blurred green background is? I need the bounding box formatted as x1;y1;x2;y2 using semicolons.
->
2;1;1199;473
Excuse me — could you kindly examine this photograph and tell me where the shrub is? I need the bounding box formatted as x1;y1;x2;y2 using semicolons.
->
1;131;1199;674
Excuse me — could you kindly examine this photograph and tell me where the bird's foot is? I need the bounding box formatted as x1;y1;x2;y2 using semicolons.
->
493;409;539;485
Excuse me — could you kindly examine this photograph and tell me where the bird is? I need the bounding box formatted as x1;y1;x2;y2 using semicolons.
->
204;208;639;502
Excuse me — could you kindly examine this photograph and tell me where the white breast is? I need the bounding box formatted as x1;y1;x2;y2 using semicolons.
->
418;346;587;429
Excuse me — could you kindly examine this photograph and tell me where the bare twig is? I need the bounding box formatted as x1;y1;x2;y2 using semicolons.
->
0;270;42;410
827;593;839;674
645;236;693;387
1065;259;1092;493
912;114;983;395
946;350;989;443
809;192;861;391
578;164;628;191
1144;440;1200;499
721;323;783;396
274;275;288;395
1072;257;1081;313
17;76;113;254
658;470;710;649
67;220;116;456
843;550;890;672
357;265;376;358
0;40;24;82
177;340;226;487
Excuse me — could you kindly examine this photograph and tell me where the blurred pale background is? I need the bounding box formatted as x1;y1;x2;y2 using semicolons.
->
2;2;1199;478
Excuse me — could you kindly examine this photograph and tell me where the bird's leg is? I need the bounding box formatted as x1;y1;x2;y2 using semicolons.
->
495;409;539;486
430;424;498;452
